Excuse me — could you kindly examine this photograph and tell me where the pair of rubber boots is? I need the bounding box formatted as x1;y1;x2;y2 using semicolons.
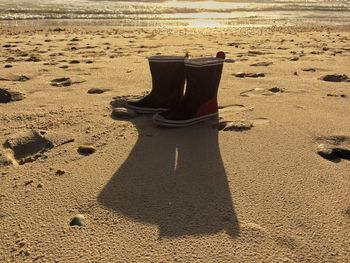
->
126;52;225;127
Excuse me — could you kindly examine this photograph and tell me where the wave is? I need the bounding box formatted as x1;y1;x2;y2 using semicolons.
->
1;0;350;21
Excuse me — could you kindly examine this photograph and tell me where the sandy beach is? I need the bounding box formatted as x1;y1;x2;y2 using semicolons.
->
1;24;350;262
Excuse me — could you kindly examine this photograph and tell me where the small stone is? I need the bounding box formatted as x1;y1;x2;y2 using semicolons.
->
85;60;93;64
302;68;316;72
223;120;253;131
59;65;68;69
55;169;66;176
69;214;85;226
37;183;43;188
234;72;246;78
112;107;137;119
87;88;104;94
50;77;72;87
320;74;349;82
78;145;95;155
294;72;298;76
290;57;299;61
245;72;265;78
316;144;336;160
269;87;284;93
69;60;80;64
0;88;25;103
250;61;273;67
4;65;12;68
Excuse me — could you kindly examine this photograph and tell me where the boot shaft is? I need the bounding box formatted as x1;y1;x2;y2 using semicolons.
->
148;56;186;97
183;57;224;106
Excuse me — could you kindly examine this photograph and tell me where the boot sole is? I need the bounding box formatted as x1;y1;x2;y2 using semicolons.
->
126;103;168;114
153;113;218;127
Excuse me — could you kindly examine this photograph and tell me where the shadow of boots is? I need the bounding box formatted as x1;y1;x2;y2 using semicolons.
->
97;116;239;238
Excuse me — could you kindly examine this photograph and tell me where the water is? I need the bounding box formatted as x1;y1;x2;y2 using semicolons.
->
0;0;350;27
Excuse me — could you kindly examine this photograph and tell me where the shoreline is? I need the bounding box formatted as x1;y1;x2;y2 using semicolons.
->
0;18;350;29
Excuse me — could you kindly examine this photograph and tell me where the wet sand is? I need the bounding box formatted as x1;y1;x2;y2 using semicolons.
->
1;25;350;262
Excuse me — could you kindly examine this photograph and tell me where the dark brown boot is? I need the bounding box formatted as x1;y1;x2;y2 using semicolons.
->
126;56;185;113
153;52;225;127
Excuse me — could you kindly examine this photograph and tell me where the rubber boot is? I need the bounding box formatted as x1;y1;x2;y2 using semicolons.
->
126;55;186;113
153;52;225;127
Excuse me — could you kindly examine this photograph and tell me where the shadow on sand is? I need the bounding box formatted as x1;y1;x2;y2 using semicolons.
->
97;116;239;238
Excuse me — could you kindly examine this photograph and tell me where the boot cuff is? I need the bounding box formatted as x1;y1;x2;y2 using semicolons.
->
148;56;185;62
185;57;224;67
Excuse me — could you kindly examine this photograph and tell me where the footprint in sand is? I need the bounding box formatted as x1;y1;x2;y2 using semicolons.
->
315;135;350;162
3;130;74;165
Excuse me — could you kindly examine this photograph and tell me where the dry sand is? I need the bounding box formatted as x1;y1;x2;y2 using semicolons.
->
0;25;350;262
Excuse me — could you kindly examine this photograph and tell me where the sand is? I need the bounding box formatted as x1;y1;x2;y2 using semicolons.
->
0;24;350;262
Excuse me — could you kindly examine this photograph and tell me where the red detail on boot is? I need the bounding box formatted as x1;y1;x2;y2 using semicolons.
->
196;97;218;117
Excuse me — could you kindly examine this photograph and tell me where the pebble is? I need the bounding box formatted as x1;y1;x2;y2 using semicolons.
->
246;72;265;78
316;144;336;160
37;183;43;188
69;214;85;226
223;120;253;131
320;74;349;82
55;169;66;176
234;72;245;78
87;88;105;94
269;87;284;93
59;65;69;69
50;77;72;87
4;65;12;68
250;61;273;67
112;107;137;119
69;60;80;64
0;88;25;103
78;145;96;155
290;57;299;61
302;68;317;72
